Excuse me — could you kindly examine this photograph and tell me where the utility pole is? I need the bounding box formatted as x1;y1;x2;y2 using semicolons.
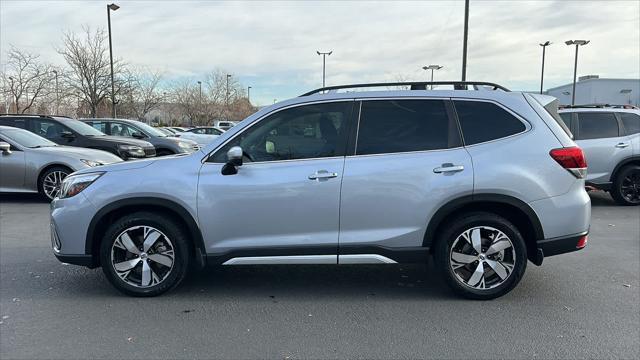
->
107;3;120;118
461;0;469;82
316;50;333;87
539;41;551;94
565;40;590;105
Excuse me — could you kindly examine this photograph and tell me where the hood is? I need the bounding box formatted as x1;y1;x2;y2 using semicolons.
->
37;146;122;164
74;157;156;175
90;135;155;148
176;133;218;145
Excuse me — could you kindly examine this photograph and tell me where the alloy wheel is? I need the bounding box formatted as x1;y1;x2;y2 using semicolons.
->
43;170;68;200
449;226;516;290
620;170;640;204
110;225;175;288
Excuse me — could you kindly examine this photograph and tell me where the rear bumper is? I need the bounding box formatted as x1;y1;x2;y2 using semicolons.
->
531;231;588;265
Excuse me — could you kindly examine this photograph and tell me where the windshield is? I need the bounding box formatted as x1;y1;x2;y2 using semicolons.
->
60;119;106;136
133;121;167;137
1;128;57;148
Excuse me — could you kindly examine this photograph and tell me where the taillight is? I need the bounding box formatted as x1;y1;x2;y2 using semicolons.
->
550;146;587;178
576;235;588;249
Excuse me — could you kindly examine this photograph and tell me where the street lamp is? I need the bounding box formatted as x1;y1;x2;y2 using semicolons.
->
247;86;252;104
539;41;551;94
461;0;469;81
107;3;119;117
8;76;14;113
52;70;59;115
565;39;590;105
316;50;332;88
422;65;443;89
196;80;202;127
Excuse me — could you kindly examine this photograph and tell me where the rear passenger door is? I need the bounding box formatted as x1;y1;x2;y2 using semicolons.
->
619;112;640;156
574;112;631;183
339;99;473;255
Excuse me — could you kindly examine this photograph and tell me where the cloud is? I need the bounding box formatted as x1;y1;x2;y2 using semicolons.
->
1;0;638;105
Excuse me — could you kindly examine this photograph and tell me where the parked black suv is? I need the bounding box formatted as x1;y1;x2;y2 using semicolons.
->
0;115;156;160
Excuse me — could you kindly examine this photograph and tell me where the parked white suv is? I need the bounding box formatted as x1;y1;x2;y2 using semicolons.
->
50;82;591;299
559;105;640;205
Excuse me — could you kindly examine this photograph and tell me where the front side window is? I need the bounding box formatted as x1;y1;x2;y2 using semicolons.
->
620;112;640;135
454;101;526;145
210;101;352;163
576;112;619;140
109;123;139;137
86;121;107;133
356;100;456;155
29;119;68;140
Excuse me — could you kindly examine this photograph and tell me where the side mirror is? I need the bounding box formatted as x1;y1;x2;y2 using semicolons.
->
221;146;243;175
132;131;146;139
61;131;75;139
0;141;11;155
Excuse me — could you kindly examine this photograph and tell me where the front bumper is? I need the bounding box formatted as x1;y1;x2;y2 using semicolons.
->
50;192;98;267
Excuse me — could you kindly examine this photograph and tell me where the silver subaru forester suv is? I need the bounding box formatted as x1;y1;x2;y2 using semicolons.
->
50;82;591;299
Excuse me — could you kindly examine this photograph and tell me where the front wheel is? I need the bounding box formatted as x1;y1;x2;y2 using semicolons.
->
38;166;71;201
435;212;527;300
610;165;640;206
100;212;191;297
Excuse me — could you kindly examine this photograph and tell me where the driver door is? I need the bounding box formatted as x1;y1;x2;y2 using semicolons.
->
197;101;354;263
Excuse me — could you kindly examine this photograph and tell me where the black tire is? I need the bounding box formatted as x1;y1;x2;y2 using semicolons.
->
434;212;527;300
610;165;640;206
100;212;191;297
38;166;72;201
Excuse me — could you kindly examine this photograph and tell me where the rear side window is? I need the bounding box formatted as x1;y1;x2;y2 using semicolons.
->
0;118;26;129
355;100;457;155
559;113;572;129
454;101;526;145
620;112;640;135
576;112;619;140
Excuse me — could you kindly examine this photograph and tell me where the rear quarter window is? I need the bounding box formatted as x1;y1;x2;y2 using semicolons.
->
454;101;526;145
620;112;640;135
0;118;26;129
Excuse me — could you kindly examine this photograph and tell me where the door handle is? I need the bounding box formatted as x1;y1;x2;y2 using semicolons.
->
308;170;338;180
615;142;630;148
433;163;465;173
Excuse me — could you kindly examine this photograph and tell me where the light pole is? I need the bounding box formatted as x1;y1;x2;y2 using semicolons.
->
316;50;332;88
422;65;443;89
8;76;14;113
565;39;590;105
539;41;551;94
461;0;469;82
247;86;252;104
107;3;119;118
52;70;59;115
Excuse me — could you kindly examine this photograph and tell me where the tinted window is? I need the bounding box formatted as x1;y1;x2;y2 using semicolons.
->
210;102;352;163
0;118;26;129
356;100;455;155
109;123;139;137
620;112;640;135
86;121;107;133
576;112;619;140
455;101;526;145
29;119;68;140
559;112;572;129
58;119;105;136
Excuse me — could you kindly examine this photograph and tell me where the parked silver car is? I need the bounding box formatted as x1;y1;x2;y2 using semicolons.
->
0;126;122;200
50;82;591;299
559;105;640;205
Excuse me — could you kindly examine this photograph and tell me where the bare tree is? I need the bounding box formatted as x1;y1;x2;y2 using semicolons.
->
168;79;200;125
119;68;164;120
1;46;54;114
58;26;124;117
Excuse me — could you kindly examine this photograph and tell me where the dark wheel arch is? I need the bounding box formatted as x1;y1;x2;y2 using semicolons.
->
424;194;544;263
156;148;176;156
85;197;206;268
610;156;640;182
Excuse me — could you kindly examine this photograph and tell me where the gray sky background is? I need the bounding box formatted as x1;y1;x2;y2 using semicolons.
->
1;0;639;106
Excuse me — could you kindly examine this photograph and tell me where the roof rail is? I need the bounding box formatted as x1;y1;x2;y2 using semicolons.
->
559;104;639;109
300;81;510;97
0;113;73;119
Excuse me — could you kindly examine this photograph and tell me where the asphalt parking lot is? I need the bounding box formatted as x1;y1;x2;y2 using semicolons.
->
0;192;638;359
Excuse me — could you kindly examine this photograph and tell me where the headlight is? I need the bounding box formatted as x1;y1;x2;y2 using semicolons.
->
118;145;145;157
177;141;194;150
80;159;103;167
58;172;103;199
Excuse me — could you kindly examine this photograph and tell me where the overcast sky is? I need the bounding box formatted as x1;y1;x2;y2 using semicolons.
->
1;0;638;106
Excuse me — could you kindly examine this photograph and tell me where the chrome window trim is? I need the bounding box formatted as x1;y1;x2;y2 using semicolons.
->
201;99;356;164
345;146;465;159
451;97;532;148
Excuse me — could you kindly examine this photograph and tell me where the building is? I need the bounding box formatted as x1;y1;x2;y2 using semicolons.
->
546;76;639;106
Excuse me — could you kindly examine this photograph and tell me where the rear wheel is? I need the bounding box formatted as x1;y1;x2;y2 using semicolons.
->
435;212;527;300
100;212;190;297
38;166;71;201
611;165;640;206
